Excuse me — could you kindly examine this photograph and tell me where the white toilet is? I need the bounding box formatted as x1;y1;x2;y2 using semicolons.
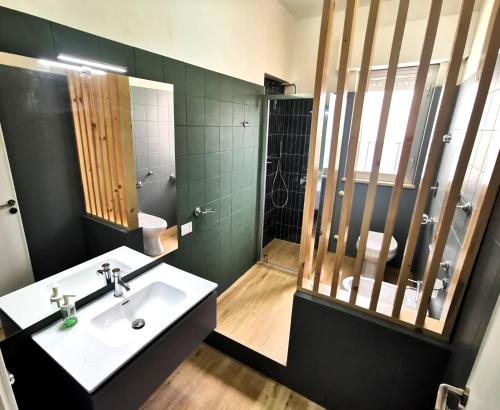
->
356;231;398;279
138;212;168;257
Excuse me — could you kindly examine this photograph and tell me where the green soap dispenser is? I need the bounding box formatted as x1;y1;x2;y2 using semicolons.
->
61;294;78;328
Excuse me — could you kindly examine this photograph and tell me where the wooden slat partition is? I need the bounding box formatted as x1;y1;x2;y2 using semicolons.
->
391;0;477;318
329;0;381;298
313;0;358;292
349;0;409;306
67;72;138;229
414;1;500;328
297;0;337;287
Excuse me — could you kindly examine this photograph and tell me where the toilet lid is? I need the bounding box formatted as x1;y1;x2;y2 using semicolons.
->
365;231;397;252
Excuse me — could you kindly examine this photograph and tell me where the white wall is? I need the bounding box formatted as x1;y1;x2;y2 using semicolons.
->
0;0;296;85
289;1;480;93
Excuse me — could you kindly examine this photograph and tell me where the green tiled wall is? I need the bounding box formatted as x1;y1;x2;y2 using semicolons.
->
0;6;264;293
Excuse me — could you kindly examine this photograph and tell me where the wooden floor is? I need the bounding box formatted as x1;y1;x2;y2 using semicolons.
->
142;344;322;410
217;263;296;364
153;225;178;260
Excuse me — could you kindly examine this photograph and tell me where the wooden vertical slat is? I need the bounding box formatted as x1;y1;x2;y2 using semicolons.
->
313;0;358;292
349;0;410;306
80;74;104;218
441;154;500;335
107;74;130;226
116;74;139;229
67;73;91;213
415;0;500;328
329;0;381;298
391;0;477;318
85;75;110;221
297;0;337;287
100;75;123;225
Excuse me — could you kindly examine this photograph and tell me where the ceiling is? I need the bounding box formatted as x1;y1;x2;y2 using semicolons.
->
279;0;483;21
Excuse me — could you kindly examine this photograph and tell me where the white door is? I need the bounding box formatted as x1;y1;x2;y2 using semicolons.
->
464;295;500;409
0;124;34;297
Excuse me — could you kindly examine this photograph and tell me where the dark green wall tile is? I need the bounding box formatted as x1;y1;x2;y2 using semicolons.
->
220;216;231;252
52;23;99;60
220;127;232;151
0;7;55;58
186;65;204;97
188;154;204;182
244;104;259;125
205;127;219;153
176;157;188;185
243;148;253;169
234;84;247;104
205;71;220;100
134;48;162;81
220;151;233;175
187;127;204;155
232;171;244;193
163;57;186;94
220;101;233;126
232;127;244;149
220;77;234;101
220;174;232;197
174;126;187;157
219;195;232;219
186;96;204;126
243;127;255;148
98;38;135;76
205;176;220;203
205;98;220;126
176;184;189;212
205;152;220;179
188;180;205;209
232;193;245;213
232;150;244;172
174;93;187;125
233;103;245;126
204;198;220;225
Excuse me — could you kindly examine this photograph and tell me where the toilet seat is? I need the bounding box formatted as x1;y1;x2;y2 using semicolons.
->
365;231;397;253
138;212;168;231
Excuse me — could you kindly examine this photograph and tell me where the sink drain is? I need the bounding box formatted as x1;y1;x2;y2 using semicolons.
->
132;318;145;329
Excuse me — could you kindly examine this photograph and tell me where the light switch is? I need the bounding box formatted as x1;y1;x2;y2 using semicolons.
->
181;221;192;236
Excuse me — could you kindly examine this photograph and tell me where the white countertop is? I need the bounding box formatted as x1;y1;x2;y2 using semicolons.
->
0;246;152;329
31;263;217;393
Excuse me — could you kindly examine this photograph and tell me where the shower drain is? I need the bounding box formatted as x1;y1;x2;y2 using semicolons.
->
132;318;145;329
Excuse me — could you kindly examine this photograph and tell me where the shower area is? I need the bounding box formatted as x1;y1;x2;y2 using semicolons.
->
261;96;314;270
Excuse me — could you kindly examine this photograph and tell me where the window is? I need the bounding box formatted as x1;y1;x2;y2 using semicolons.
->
353;65;438;185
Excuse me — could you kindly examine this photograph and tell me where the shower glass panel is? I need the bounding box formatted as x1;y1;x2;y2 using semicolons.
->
262;97;313;270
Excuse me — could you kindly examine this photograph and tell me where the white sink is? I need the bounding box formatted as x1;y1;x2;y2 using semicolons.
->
88;281;186;348
32;263;217;393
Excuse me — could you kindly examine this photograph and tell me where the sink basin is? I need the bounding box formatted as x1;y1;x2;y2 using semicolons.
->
88;282;186;347
32;263;217;393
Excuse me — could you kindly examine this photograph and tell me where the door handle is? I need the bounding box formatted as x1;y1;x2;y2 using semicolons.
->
0;199;15;209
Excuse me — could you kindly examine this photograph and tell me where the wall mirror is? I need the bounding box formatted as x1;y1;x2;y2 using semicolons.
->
0;51;178;339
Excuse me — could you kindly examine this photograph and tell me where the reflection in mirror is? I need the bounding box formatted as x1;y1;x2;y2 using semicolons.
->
0;52;177;340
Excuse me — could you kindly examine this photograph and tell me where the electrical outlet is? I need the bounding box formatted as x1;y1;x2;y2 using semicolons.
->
181;221;192;236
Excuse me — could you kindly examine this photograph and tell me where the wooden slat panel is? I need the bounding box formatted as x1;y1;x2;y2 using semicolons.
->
441;154;500;335
349;0;409;307
329;0;381;298
80;74;104;218
67;73;91;213
313;0;358;292
391;0;476;318
297;0;337;287
100;74;123;226
414;0;500;328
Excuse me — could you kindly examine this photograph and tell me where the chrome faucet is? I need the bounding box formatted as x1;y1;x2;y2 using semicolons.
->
112;268;130;297
97;263;113;285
